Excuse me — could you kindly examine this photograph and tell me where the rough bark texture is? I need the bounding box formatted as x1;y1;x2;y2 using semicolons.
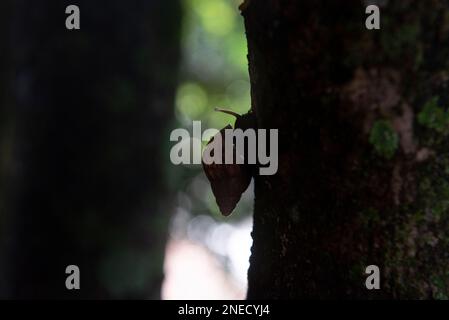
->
244;0;449;299
0;0;180;298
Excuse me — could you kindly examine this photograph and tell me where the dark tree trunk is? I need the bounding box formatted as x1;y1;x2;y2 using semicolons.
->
1;0;180;299
0;0;13;298
244;0;449;299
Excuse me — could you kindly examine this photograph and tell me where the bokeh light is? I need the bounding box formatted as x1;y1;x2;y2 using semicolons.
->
163;0;253;300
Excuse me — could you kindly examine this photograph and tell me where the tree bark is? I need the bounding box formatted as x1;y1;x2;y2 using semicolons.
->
244;0;449;299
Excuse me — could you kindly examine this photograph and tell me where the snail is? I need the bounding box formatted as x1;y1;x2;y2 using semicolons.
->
202;108;257;216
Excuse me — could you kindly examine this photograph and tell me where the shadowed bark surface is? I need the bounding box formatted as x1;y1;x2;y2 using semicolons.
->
244;0;449;299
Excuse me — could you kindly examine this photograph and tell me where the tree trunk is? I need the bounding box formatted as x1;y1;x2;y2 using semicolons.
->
1;0;180;299
244;0;449;299
0;0;13;298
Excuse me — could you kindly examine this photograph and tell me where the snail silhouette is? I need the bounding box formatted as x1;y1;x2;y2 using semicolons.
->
202;108;256;216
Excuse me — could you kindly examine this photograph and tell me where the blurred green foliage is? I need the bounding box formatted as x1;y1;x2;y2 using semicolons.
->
176;0;250;130
170;0;252;221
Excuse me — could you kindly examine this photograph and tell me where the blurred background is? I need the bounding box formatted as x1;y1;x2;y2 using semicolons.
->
162;0;253;299
0;0;251;299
